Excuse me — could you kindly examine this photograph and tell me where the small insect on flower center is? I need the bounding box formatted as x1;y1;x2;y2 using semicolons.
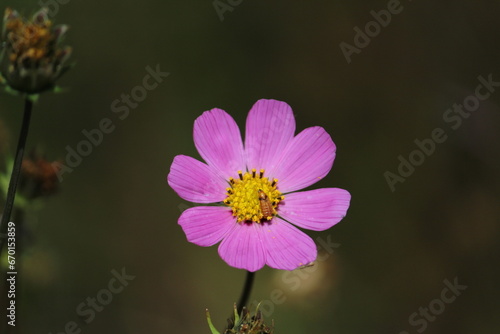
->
223;169;284;223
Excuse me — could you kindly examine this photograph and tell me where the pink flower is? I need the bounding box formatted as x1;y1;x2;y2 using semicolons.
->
167;99;351;272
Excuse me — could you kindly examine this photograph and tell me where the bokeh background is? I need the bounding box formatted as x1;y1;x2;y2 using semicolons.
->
1;1;499;333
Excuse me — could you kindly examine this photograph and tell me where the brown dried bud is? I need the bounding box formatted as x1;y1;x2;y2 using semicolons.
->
19;151;61;199
0;7;72;94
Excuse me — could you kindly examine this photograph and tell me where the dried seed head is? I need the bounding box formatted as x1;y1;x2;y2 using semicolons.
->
225;305;274;334
207;304;274;334
0;7;72;94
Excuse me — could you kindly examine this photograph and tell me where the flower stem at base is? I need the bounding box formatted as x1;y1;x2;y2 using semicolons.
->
226;270;255;331
0;98;34;256
237;271;255;314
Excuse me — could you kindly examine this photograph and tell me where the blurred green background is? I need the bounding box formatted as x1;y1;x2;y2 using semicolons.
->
1;1;499;333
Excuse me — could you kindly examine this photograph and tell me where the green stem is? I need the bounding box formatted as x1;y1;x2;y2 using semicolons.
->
0;98;33;256
226;271;255;330
236;271;255;314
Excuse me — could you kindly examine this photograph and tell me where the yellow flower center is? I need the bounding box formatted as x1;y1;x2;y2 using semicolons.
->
223;169;284;223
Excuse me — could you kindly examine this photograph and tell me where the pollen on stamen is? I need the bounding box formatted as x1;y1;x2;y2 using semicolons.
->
224;169;284;224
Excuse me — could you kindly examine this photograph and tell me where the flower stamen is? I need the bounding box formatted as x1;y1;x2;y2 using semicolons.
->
224;169;284;223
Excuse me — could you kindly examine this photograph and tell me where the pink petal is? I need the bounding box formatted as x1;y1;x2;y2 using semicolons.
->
194;108;245;180
218;222;266;272
260;218;317;270
278;188;351;231
179;206;236;247
167;155;228;203
244;99;296;173
271;126;336;193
